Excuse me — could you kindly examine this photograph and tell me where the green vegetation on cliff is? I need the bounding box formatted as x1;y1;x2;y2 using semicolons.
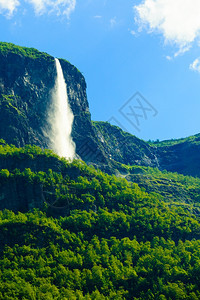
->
93;121;200;177
148;133;200;147
0;42;52;60
114;163;200;207
0;143;200;298
0;95;26;117
1;41;200;298
92;121;154;167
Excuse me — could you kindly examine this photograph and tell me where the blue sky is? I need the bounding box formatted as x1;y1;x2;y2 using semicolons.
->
1;0;200;141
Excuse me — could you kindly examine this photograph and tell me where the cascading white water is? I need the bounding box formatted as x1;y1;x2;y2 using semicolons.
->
48;58;76;159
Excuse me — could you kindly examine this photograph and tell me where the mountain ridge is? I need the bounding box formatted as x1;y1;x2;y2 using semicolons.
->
1;42;200;299
0;41;200;178
93;121;200;177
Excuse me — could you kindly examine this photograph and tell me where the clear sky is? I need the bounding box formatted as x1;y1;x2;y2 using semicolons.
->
1;0;200;141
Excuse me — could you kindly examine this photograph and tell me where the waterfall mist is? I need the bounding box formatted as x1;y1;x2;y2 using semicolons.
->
48;58;76;159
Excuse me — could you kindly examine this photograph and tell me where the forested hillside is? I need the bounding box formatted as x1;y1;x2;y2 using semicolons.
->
1;41;200;300
0;142;200;299
1;42;200;177
93;121;200;177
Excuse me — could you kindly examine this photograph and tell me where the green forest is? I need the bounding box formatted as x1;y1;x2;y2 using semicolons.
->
0;42;52;61
0;142;200;299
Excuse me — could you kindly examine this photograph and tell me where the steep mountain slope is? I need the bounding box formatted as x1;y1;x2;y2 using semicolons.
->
0;141;200;215
155;134;200;176
0;42;108;165
0;143;200;299
2;42;200;300
0;41;200;178
93;121;200;177
92;121;159;168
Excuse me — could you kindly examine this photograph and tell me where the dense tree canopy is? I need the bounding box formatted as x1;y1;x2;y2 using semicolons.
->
0;143;200;299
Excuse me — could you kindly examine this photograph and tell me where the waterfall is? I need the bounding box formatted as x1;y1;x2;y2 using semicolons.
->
48;58;76;159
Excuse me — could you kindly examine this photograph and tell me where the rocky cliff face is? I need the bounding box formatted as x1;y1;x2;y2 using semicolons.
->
156;136;200;177
0;42;107;165
0;42;200;178
0;46;55;147
0;176;44;212
93;122;200;177
93;121;159;168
